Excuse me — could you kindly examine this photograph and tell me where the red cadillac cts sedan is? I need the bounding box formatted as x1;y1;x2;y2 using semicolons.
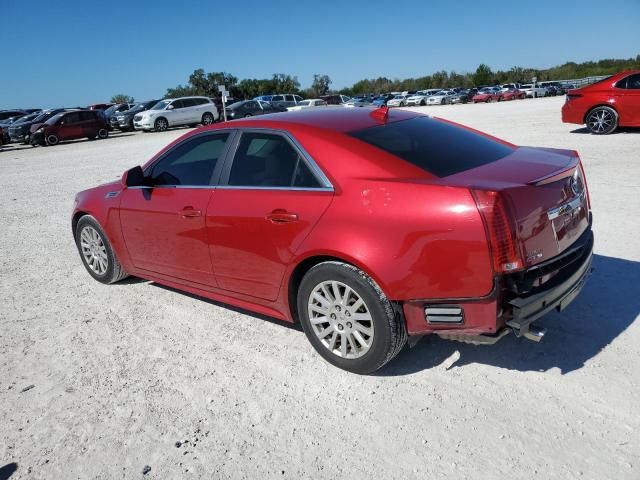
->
562;70;640;134
72;107;593;374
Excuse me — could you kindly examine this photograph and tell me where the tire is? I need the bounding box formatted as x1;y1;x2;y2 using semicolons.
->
297;261;407;374
586;106;618;135
201;112;214;125
420;100;425;106
46;134;59;146
97;128;108;139
75;215;129;284
154;117;168;132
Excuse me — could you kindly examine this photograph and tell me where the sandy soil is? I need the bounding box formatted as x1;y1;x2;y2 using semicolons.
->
1;97;639;479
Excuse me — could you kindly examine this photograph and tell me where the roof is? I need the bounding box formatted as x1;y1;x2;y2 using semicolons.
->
231;106;423;133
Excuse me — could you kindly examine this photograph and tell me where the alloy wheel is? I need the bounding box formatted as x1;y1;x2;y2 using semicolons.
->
80;226;108;275
587;109;615;134
155;118;168;131
307;280;375;359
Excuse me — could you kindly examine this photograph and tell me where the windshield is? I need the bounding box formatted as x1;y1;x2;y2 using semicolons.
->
103;105;118;115
150;100;170;110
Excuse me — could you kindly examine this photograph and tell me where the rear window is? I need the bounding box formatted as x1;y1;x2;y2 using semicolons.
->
349;117;514;177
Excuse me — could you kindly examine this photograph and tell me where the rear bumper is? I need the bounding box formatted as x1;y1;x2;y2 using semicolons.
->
506;228;593;336
561;101;584;124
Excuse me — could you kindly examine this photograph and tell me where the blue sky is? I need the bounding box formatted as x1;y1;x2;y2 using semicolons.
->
1;0;638;107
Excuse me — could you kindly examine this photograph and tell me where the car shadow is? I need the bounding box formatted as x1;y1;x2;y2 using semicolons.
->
0;463;18;480
377;253;640;376
570;127;640;134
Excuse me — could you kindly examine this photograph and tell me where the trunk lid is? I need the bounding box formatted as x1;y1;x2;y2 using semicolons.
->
446;146;590;268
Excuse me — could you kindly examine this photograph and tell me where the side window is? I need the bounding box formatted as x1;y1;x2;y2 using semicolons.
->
182;98;196;108
64;112;81;124
228;132;321;188
79;111;95;121
285;95;294;101
149;133;230;186
171;100;185;109
272;95;283;102
625;74;640;89
294;95;303;102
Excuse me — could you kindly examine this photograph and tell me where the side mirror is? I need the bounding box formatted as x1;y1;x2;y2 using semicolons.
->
124;166;148;187
167;104;175;110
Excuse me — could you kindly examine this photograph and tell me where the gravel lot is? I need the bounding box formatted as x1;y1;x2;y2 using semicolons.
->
1;97;639;479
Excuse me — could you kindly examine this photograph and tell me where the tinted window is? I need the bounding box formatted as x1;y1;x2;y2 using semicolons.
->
79;111;97;121
272;95;284;101
228;132;321;188
63;112;82;124
623;74;640;89
171;100;185;109
349;117;515;177
150;133;230;186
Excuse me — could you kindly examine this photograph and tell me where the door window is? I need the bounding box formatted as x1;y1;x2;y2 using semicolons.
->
171;100;185;109
149;133;230;186
623;74;640;89
228;132;322;188
63;112;82;124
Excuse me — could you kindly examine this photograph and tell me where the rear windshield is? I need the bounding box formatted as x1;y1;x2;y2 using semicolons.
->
349;117;514;177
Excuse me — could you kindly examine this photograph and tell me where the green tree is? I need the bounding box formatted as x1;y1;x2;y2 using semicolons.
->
165;69;239;98
472;64;494;86
311;74;331;97
111;94;134;104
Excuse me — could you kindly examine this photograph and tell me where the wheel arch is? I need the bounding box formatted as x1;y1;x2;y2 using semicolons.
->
286;253;389;324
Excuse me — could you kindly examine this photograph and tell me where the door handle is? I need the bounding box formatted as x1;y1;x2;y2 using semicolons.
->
179;207;202;218
266;209;298;223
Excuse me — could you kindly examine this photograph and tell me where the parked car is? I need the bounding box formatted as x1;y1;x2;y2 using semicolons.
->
0;126;8;145
562;70;640;134
406;90;438;106
28;108;78;139
502;88;526;101
269;94;304;110
112;100;161;132
0;110;27;121
133;97;219;132
426;90;456;105
254;95;273;102
387;94;409;107
87;103;113;111
457;88;478;103
520;84;548;98
287;99;328;111
225;100;281;119
343;97;372;108
72;107;593;374
31;110;109;146
371;94;395;107
320;94;351;105
472;87;503;103
211;97;242;117
104;103;135;130
7;112;43;143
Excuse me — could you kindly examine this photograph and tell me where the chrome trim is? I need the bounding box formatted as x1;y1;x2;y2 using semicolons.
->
216;185;334;192
126;185;215;190
547;193;585;220
104;191;120;198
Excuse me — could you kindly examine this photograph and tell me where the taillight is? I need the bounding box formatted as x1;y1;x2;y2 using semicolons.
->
472;189;523;274
565;93;582;103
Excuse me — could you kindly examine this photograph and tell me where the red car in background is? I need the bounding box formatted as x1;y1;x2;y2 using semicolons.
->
72;107;593;374
502;88;526;101
562;70;640;134
473;87;503;103
87;103;114;111
32;110;109;146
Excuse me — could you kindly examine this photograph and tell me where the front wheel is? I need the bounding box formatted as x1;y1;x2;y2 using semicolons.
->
46;134;59;146
75;215;129;284
297;261;407;374
586;106;618;135
154;117;168;132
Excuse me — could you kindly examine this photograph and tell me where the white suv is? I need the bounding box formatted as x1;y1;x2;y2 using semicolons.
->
133;96;219;132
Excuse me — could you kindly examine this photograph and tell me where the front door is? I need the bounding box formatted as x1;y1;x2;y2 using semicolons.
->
618;73;640;126
208;130;334;301
58;111;83;140
119;131;232;285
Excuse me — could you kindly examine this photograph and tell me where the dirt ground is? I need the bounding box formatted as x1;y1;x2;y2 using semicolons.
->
1;96;638;479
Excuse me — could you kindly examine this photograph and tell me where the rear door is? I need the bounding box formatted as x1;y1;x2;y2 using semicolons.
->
119;131;233;285
616;73;640;125
207;130;334;301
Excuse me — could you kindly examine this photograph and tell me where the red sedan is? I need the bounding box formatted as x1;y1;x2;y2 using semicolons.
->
562;70;640;134
72;107;593;374
502;88;526;101
472;87;503;103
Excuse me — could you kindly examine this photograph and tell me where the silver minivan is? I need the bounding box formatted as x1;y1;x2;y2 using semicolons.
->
133;96;219;132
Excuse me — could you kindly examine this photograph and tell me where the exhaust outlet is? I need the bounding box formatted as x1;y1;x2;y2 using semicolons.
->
523;324;546;342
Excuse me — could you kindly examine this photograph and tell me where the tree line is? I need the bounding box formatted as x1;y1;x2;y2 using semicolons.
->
114;55;640;102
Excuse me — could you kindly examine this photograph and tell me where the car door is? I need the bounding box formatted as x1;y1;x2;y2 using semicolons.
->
118;131;234;286
166;99;186;126
207;130;334;301
617;73;640;125
58;112;83;140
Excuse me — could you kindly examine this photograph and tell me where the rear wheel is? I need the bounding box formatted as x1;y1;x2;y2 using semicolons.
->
420;100;425;106
297;261;407;374
201;112;214;125
586;106;618;135
75;215;128;284
97;128;108;139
